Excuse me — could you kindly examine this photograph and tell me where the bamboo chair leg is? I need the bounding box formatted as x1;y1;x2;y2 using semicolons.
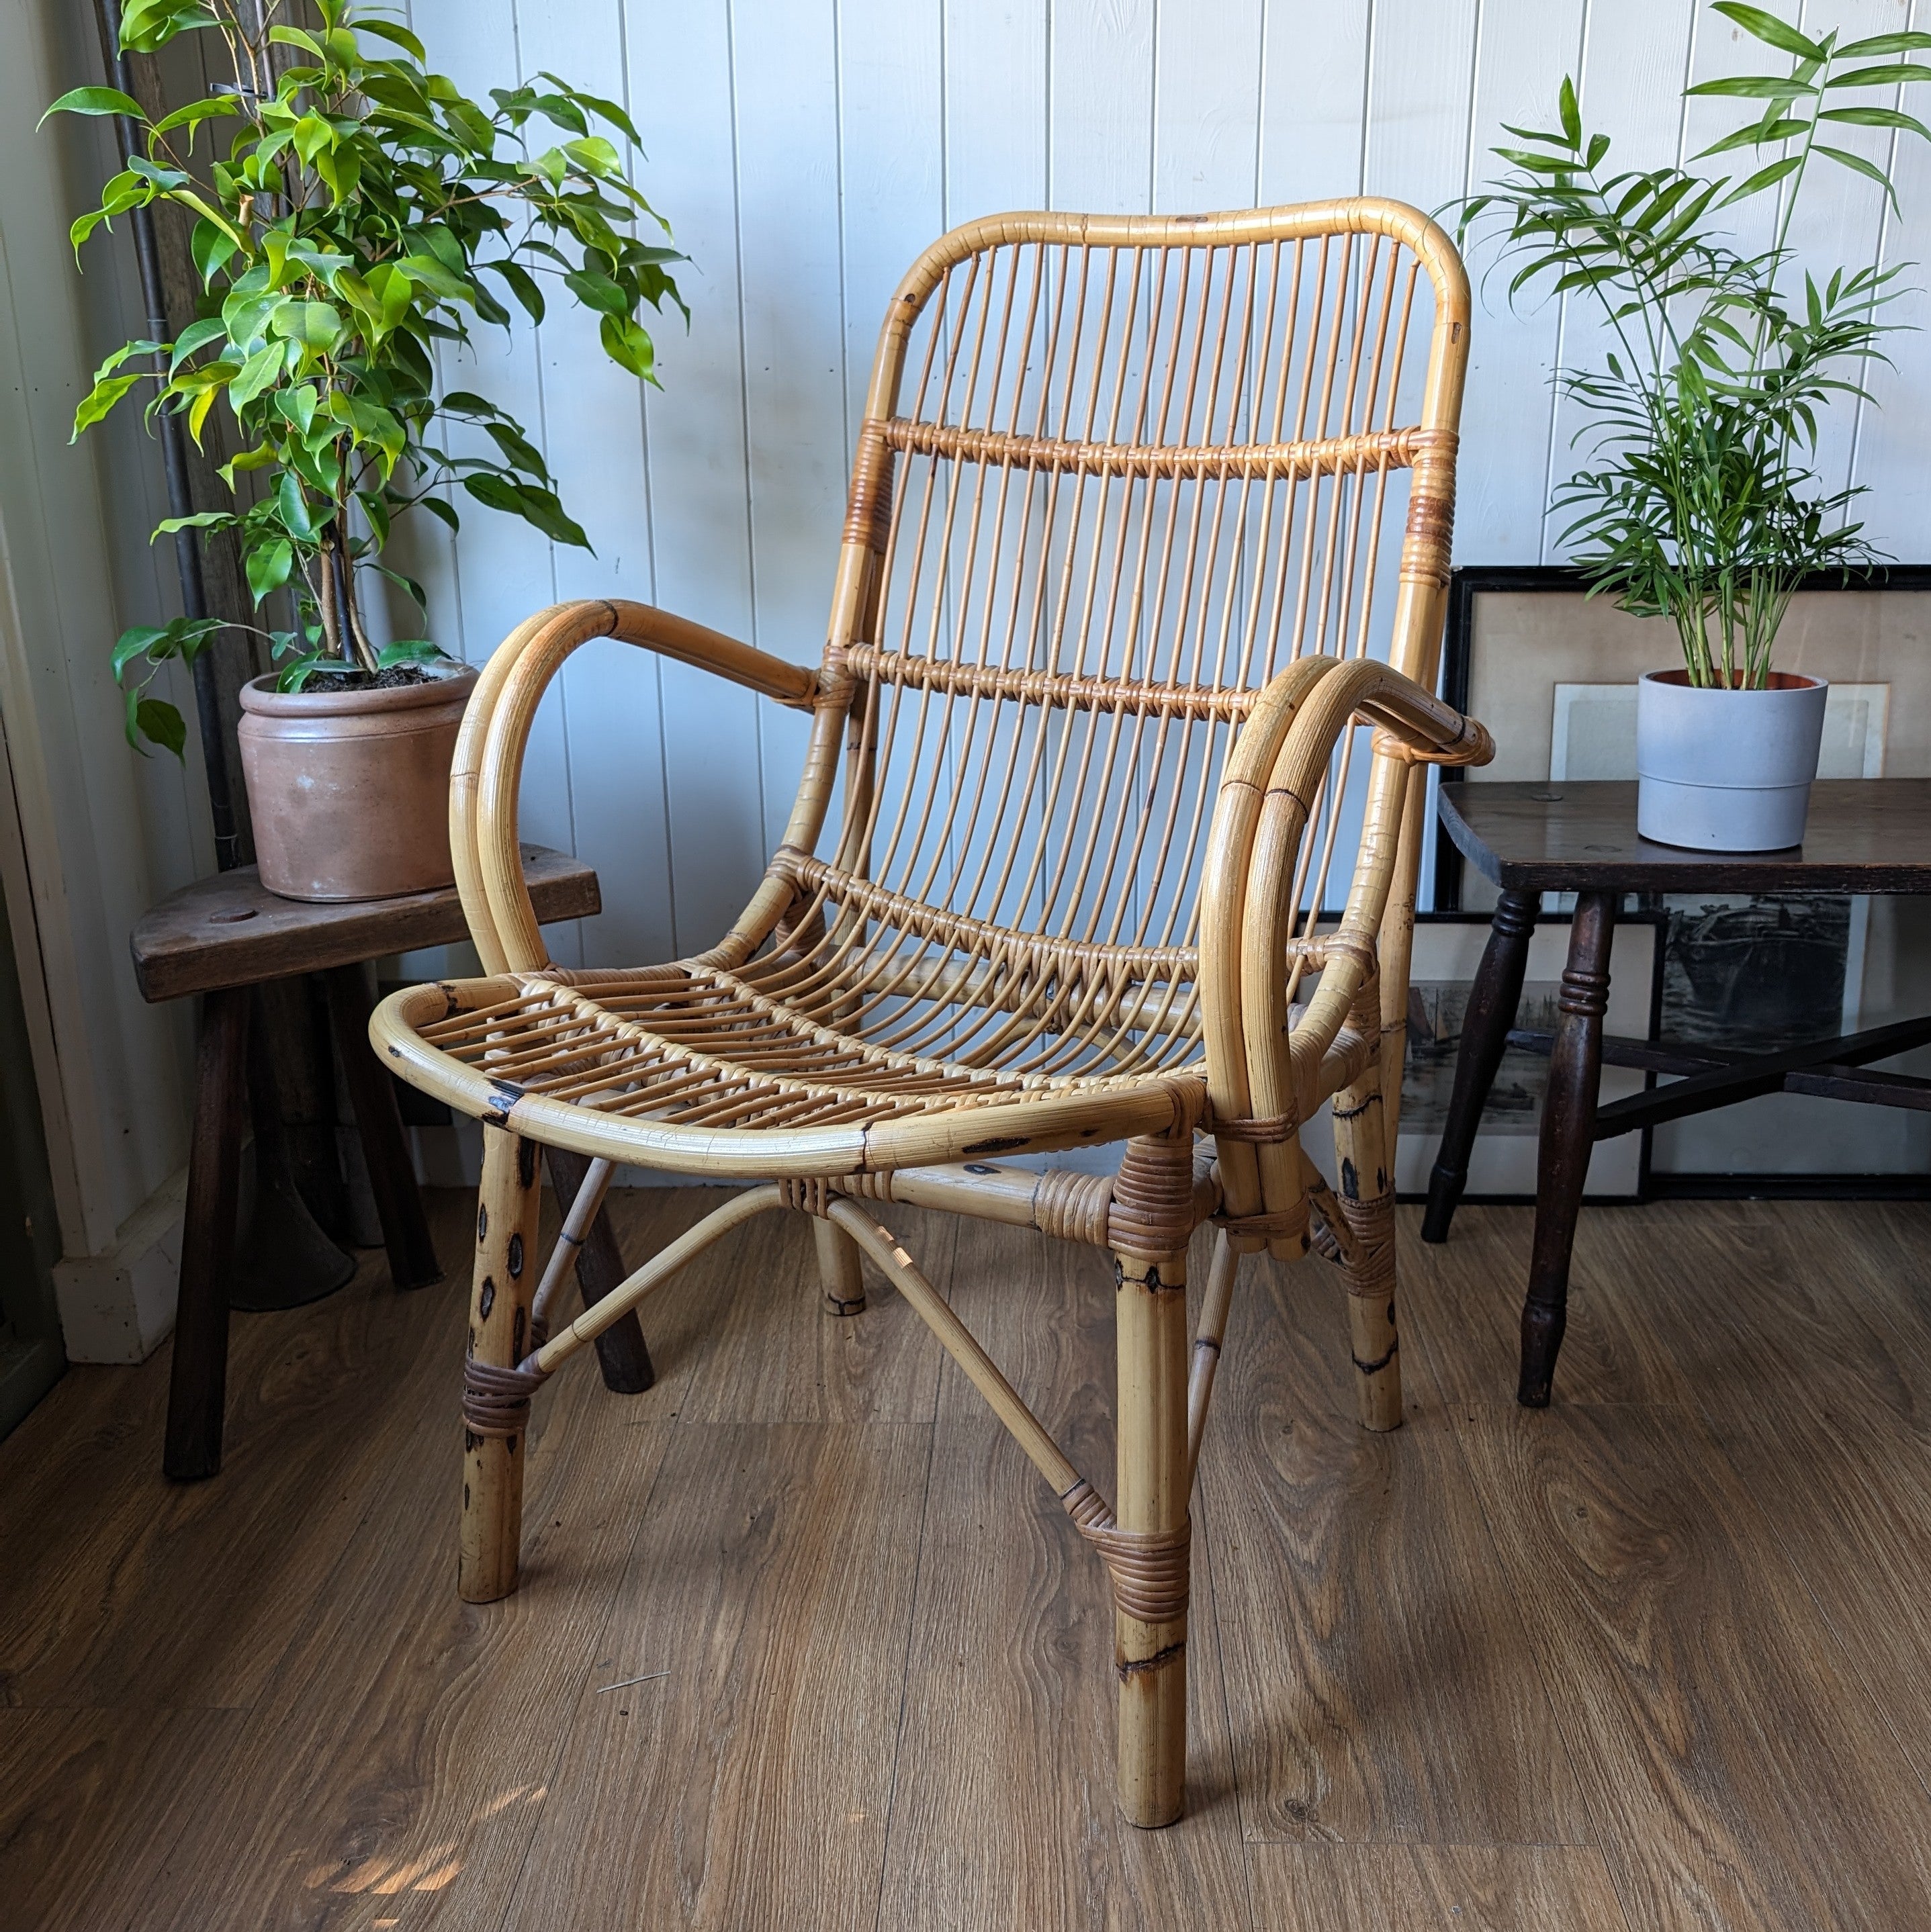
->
461;1127;543;1603
1331;1058;1403;1433
1114;1243;1190;1829
813;1217;866;1315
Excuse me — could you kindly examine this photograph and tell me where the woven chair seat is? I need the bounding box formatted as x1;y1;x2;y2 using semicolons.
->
387;933;1219;1176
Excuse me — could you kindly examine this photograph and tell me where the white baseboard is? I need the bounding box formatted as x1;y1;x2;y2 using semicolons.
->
51;1166;187;1364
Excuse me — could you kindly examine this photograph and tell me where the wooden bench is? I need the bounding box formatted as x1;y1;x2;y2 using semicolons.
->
131;845;652;1479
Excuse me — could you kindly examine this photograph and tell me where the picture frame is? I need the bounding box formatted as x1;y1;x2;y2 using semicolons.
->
1431;566;1931;1195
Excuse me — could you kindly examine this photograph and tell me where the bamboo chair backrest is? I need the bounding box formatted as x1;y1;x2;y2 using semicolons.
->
793;203;1468;1012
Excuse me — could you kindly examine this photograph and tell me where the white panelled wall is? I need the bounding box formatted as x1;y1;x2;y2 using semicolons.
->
389;0;1931;972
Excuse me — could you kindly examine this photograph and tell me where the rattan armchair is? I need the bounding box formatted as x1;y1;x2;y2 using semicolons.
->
373;198;1485;1828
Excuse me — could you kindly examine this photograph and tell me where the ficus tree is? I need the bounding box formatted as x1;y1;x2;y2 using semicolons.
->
48;0;682;753
1460;0;1931;688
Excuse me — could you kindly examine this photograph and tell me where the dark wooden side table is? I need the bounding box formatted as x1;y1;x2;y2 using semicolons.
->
131;845;653;1480
1422;780;1931;1407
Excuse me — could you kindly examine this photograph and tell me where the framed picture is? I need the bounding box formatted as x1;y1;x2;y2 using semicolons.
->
1432;566;1931;1193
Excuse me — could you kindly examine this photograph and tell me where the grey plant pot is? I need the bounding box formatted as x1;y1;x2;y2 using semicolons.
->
1635;668;1829;852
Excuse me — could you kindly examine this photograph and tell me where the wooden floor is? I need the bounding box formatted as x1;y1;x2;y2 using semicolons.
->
4;1188;1931;1930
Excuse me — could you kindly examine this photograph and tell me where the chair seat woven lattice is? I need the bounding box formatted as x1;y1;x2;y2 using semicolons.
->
373;197;1487;1830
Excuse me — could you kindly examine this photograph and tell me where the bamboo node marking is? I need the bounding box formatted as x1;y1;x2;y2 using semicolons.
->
461;1354;550;1438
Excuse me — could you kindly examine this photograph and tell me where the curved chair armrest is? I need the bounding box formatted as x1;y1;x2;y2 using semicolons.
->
453;599;829;974
1200;655;1491;1236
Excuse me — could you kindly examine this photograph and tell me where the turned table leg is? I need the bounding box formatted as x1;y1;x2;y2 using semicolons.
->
1422;888;1537;1244
1519;892;1615;1408
323;962;442;1290
163;986;252;1480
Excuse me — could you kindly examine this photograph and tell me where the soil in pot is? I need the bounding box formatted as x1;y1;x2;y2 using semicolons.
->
238;662;480;901
1635;667;1828;854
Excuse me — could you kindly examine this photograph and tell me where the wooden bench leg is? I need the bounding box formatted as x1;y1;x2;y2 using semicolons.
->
813;1218;866;1315
461;1127;541;1602
1113;1242;1189;1829
545;1148;655;1393
1520;891;1615;1408
1422;887;1537;1243
164;986;251;1481
323;962;441;1290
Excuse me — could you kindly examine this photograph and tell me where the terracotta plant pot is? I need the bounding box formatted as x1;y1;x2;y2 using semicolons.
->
1635;667;1828;853
238;664;479;901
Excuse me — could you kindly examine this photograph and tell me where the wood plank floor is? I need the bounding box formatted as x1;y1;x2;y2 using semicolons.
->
4;1189;1930;1929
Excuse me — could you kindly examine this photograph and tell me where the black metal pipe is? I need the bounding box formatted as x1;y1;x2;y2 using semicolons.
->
93;0;240;871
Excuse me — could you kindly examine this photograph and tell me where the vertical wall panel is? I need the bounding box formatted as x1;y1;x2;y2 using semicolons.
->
1455;0;1586;561
1257;0;1369;201
621;0;767;955
946;0;1049;218
519;0;674;968
838;0;945;437
1153;0;1263;211
730;0;852;856
1050;0;1156;212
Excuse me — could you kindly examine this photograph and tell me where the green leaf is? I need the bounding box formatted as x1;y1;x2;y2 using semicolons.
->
150;95;239;139
1685;75;1815;99
598;312;655;380
564;266;629;315
1814;142;1902;206
554;81;639;144
273;300;344;351
227;340;284;411
274;650;326;694
191;216;239;286
39;86;145;126
169;317;229;370
1710;3;1825;60
376;638;453;672
1558;75;1582;148
275;472;314;539
419;494;461;533
111;627;168;678
1718;152;1804;203
488;259;546;323
134;698;187;760
151;510;236;539
563;136;621;177
1697;115;1807;157
1819;105;1931;142
484;418;549;479
72;372;143;439
461;471;590;548
1825;63;1931;89
357;18;427;58
1837;33;1931;59
246;537;295;603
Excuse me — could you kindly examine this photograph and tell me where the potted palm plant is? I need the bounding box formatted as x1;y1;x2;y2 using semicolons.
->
50;0;680;899
1463;1;1931;850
